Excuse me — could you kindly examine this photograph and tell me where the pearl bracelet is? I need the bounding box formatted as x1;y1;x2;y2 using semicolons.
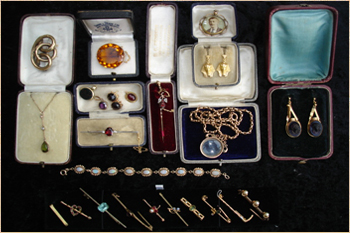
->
60;165;230;179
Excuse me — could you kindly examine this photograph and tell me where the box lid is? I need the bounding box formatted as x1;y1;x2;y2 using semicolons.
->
146;3;178;81
267;4;338;84
19;14;75;92
78;10;134;39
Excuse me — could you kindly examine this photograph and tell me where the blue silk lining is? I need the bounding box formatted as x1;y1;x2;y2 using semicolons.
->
270;9;333;82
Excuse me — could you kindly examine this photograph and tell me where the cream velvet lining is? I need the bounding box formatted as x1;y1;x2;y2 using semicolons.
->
20;15;74;88
76;83;143;113
178;44;256;103
193;43;239;86
147;4;176;76
16;92;72;164
77;117;145;147
192;4;237;39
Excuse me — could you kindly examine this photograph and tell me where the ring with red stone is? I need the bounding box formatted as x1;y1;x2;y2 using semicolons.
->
80;127;138;137
96;43;130;69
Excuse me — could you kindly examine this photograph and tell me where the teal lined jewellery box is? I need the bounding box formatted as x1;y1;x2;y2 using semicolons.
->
266;4;338;161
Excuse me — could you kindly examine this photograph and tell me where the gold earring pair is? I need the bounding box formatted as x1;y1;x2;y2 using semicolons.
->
286;97;323;138
201;46;230;78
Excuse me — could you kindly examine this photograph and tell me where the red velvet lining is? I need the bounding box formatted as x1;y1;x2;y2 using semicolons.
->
149;82;177;152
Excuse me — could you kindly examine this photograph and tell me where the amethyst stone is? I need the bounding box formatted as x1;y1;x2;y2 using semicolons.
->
309;120;323;137
287;121;301;138
99;101;107;110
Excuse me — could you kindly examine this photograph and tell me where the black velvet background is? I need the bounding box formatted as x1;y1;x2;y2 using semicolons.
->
1;1;349;232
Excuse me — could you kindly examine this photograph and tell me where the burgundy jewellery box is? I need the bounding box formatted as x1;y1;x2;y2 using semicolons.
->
16;13;75;166
145;3;179;156
266;4;338;161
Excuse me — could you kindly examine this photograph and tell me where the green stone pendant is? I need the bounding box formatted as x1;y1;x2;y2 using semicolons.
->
41;141;49;153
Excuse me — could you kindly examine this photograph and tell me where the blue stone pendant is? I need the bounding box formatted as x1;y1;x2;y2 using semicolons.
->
200;137;225;159
307;98;323;138
285;97;302;138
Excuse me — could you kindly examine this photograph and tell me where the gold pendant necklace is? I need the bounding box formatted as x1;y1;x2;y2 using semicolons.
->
30;92;59;153
189;106;254;159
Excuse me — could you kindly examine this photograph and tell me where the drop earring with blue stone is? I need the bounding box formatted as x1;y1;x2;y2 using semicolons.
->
285;97;302;138
307;98;323;138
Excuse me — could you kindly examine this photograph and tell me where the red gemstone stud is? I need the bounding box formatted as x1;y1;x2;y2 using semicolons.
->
104;127;114;136
125;92;137;103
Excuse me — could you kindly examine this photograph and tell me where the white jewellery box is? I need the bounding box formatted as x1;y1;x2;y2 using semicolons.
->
16;13;75;166
74;81;146;151
177;43;261;165
191;3;240;88
78;10;139;79
145;3;179;156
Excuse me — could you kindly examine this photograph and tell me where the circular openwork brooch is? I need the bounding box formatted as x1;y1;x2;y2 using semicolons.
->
199;10;228;36
96;43;130;68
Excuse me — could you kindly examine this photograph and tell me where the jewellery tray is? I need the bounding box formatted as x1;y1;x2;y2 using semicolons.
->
78;10;139;79
16;14;75;166
178;43;261;165
74;81;146;149
266;4;338;161
145;3;179;155
191;3;240;88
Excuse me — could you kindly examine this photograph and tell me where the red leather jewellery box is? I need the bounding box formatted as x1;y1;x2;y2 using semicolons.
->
145;3;179;156
74;81;147;151
77;10;139;79
267;4;338;161
177;3;261;165
16;13;75;166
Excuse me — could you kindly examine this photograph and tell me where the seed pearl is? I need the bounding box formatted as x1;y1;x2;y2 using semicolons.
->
252;200;260;207
241;190;249;197
263;212;270;219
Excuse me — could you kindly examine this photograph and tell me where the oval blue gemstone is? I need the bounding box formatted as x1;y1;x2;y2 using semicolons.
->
288;121;301;137
201;138;222;158
98;202;109;212
309;120;323;137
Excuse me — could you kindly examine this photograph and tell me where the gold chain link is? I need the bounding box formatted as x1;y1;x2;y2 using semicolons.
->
189;106;254;141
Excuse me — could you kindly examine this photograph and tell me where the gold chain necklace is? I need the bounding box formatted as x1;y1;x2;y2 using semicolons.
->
189;106;254;158
30;92;59;153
